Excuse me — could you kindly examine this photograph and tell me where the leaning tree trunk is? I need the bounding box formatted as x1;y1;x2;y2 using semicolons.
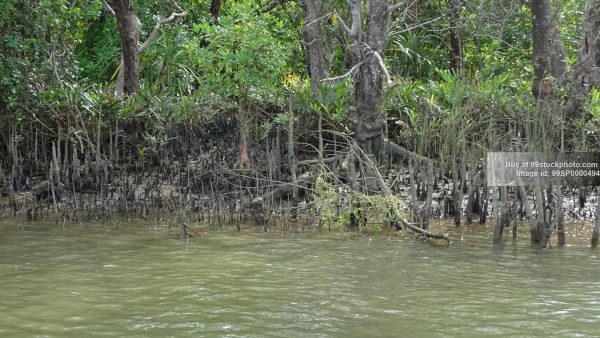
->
353;0;389;156
112;0;140;95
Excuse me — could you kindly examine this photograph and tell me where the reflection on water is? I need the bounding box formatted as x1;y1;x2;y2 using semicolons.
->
1;221;600;337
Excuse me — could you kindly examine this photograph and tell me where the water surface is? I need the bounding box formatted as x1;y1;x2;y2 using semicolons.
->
1;221;599;337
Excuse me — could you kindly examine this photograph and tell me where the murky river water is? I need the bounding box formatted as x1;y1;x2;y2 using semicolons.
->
1;221;600;337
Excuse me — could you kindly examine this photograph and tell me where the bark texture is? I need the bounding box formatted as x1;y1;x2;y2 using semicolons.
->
353;0;389;155
112;0;141;95
301;0;327;94
530;0;567;97
573;2;600;93
448;0;463;72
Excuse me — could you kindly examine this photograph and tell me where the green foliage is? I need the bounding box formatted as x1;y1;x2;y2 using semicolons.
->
587;88;600;122
388;28;437;79
583;88;600;145
75;13;120;83
0;0;595;185
0;0;104;127
191;2;290;105
312;175;404;233
304;80;353;122
386;67;528;167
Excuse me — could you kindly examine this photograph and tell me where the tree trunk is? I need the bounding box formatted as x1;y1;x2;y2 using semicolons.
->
465;162;475;224
556;179;565;247
540;182;554;248
210;0;222;23
353;0;388;156
530;0;567;97
573;1;600;93
287;93;298;199
452;160;461;227
447;0;463;72
238;100;250;168
533;176;545;244
593;190;600;248
408;158;417;210
421;161;434;230
112;0;140;95
301;0;327;94
493;187;503;244
479;168;488;224
511;195;518;240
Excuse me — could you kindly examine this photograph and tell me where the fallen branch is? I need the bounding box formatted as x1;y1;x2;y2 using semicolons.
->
400;218;450;242
386;140;433;164
297;156;338;166
180;222;201;237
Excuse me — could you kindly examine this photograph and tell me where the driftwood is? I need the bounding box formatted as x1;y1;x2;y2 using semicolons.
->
398;218;450;243
180;222;201;237
387;141;433;165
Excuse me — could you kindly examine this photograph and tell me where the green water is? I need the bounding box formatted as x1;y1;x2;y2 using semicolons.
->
1;222;600;338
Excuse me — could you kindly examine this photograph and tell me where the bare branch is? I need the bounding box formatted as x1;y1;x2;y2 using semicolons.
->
333;9;350;34
389;16;444;37
372;51;392;86
303;11;334;30
389;0;410;12
139;10;187;52
321;61;364;82
171;0;184;12
103;0;115;16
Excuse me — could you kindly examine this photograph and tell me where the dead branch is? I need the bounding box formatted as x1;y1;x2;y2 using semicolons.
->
333;9;350;33
372;51;392;86
303;11;334;30
402;219;450;242
386;141;434;164
297;156;338;166
139;10;187;52
180;222;201;237
322;61;364;82
103;0;115;16
389;0;410;12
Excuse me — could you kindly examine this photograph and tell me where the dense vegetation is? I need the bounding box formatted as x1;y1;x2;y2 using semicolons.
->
1;0;600;246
